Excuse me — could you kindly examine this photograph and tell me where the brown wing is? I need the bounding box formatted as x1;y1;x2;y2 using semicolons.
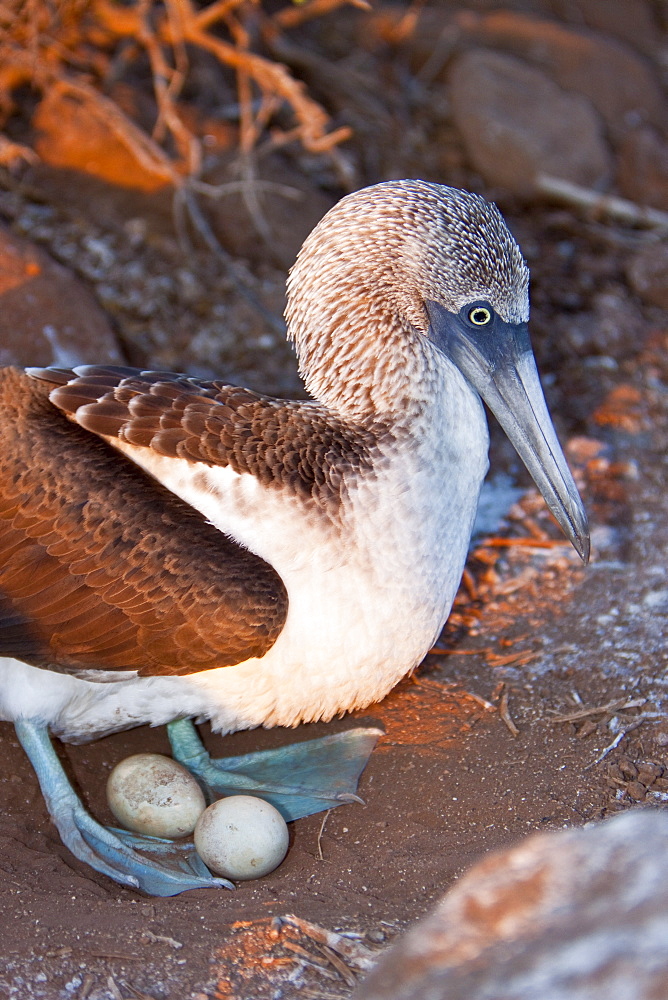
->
31;365;376;504
0;368;288;676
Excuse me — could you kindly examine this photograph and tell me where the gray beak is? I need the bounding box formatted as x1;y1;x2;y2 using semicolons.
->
427;300;590;563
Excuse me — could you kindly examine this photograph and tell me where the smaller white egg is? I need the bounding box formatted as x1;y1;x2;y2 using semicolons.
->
106;753;206;838
194;796;289;880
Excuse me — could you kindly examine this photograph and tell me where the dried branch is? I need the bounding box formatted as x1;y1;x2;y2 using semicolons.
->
548;698;647;724
279;915;378;973
585;713;664;768
274;0;371;32
536;174;668;230
91;0;353;157
499;688;520;737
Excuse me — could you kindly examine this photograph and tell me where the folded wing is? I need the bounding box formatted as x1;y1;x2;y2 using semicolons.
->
0;368;288;677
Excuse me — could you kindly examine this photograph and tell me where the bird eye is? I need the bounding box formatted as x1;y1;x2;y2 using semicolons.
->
468;305;493;326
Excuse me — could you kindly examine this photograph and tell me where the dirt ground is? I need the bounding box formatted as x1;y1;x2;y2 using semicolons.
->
0;2;667;998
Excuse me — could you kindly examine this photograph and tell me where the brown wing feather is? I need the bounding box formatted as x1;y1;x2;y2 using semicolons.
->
31;365;380;505
0;368;288;676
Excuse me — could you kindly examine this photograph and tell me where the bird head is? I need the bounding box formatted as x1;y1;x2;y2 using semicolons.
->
286;180;588;562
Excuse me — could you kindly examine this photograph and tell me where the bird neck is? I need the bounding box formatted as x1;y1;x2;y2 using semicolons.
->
288;289;444;424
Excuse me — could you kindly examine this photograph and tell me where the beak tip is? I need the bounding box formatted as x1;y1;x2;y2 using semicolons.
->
576;534;591;565
570;506;590;565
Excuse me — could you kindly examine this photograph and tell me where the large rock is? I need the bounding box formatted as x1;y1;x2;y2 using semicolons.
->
552;289;647;359
449;50;610;193
0;226;125;367
33;88;171;194
355;811;668;1000
458;11;667;140
626;242;668;310
575;0;662;58
618;127;668;211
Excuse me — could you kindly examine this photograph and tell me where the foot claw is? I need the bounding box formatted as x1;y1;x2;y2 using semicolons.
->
335;792;366;806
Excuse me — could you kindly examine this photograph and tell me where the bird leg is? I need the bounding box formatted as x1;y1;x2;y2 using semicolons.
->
167;719;382;821
14;720;233;896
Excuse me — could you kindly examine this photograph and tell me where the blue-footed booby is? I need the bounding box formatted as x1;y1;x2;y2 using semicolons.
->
0;179;588;895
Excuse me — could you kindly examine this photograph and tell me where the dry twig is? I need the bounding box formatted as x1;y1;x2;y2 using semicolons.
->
548;698;646;724
499;688;520;737
274;0;370;32
480;536;571;551
315;943;358;988
428;646;491;656
279;915;378;973
465;691;497;713
316;808;332;861
281;940;340;979
536;174;668;230
585;714;664;767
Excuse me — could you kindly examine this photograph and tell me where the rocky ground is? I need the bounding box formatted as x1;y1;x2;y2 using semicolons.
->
0;2;666;998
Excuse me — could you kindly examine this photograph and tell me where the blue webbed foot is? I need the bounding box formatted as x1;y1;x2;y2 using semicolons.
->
167;718;383;822
14;720;232;897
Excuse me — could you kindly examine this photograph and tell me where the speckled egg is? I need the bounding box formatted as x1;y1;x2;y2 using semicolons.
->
106;753;206;838
194;795;289;880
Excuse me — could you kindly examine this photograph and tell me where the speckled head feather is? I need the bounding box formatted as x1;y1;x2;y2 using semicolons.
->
286;180;529;415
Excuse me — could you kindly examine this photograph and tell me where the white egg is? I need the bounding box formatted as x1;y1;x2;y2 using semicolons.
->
194;796;289;880
106;753;206;838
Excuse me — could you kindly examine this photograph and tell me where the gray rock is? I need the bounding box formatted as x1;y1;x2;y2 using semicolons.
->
0;226;125;367
458;11;667;140
574;0;662;58
449;50;611;194
627;242;668;309
618;127;668;212
355;811;668;1000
